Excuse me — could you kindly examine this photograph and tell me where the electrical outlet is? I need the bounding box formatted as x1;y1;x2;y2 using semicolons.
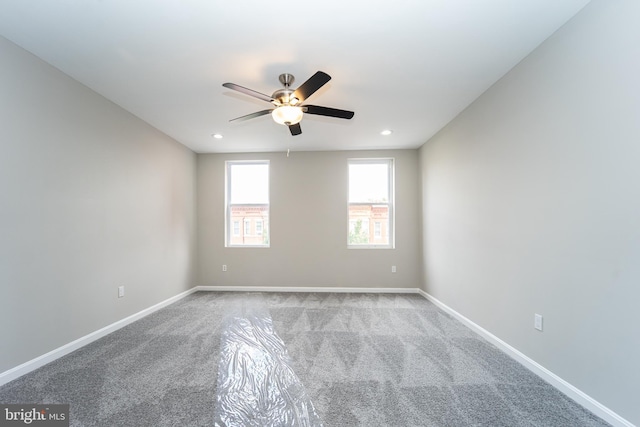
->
222;265;227;272
534;314;543;331
118;286;125;298
391;265;397;273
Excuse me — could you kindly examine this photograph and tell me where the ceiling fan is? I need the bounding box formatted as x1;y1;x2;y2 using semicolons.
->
222;71;354;136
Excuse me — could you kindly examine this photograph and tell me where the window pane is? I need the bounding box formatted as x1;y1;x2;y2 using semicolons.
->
349;163;389;203
229;164;269;204
226;161;270;247
348;159;393;248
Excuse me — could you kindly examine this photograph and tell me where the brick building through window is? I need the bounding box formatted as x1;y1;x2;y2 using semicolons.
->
348;204;390;244
229;205;269;246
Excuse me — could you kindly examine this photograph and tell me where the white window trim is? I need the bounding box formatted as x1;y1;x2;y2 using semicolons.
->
347;158;395;249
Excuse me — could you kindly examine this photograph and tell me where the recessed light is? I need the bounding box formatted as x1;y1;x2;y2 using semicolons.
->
380;129;392;136
212;133;223;139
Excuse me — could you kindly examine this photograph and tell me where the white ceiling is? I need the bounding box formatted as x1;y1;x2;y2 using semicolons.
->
0;0;590;153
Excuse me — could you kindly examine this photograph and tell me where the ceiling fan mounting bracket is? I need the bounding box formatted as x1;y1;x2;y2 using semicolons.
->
278;73;295;87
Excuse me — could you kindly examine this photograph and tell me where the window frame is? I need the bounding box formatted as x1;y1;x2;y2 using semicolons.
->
225;160;270;248
347;158;395;249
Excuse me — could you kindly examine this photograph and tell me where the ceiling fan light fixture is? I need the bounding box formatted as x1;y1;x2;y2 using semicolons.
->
272;105;303;125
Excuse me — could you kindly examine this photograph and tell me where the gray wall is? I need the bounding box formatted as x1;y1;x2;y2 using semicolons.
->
0;37;197;373
418;0;640;424
197;150;421;288
3;0;637;421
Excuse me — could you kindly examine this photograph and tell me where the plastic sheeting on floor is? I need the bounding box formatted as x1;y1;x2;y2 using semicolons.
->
214;305;323;427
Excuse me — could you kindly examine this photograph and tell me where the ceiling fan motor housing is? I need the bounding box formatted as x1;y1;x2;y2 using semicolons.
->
273;74;298;105
272;88;297;106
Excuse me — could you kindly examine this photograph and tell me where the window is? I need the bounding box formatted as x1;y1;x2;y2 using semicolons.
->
226;161;270;247
374;221;381;238
348;158;394;248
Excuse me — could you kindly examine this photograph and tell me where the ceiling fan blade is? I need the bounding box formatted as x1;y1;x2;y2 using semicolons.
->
223;82;274;103
303;105;355;120
292;71;331;102
288;123;302;136
229;109;273;122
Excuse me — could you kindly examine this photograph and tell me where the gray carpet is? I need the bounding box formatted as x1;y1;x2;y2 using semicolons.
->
0;292;610;426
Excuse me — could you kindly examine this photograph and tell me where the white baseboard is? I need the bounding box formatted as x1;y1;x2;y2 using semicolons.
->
0;287;198;387
416;289;634;427
195;285;421;294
